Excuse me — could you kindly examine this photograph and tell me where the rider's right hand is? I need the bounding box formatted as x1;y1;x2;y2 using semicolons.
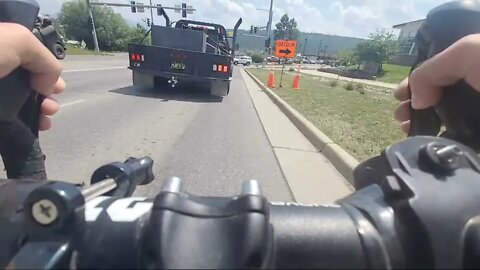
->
0;22;64;131
394;34;480;134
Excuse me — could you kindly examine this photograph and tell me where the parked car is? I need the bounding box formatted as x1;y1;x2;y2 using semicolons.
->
267;56;279;63
233;55;252;66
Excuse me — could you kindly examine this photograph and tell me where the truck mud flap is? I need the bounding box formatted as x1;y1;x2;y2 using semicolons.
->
210;80;230;97
132;71;154;90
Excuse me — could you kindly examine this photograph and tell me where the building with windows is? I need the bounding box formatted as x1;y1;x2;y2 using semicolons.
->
392;19;425;66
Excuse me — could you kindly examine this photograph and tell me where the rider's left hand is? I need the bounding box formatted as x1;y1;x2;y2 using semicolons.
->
0;22;65;131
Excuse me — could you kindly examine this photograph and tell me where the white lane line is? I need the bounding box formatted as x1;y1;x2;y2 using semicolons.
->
63;67;127;73
61;99;86;108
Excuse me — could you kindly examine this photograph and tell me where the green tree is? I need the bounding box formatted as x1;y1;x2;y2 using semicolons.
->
354;29;398;70
337;49;358;67
273;14;299;41
58;0;145;51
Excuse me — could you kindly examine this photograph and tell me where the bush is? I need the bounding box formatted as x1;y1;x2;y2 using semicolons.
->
251;54;264;63
329;80;338;87
355;83;366;94
344;81;354;91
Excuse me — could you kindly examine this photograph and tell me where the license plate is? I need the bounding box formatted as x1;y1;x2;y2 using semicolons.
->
171;61;186;70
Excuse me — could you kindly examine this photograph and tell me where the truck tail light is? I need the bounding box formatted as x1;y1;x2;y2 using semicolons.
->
130;53;144;62
213;64;229;73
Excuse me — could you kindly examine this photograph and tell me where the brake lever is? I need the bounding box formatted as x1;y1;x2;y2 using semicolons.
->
407;0;480;151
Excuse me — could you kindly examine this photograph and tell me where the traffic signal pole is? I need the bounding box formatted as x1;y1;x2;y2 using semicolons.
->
86;0;100;52
264;0;273;64
149;0;154;25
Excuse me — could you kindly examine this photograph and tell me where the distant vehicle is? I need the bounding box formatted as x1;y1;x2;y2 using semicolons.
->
267;56;279;63
316;59;324;64
34;15;66;60
301;58;315;64
128;9;242;97
234;56;252;66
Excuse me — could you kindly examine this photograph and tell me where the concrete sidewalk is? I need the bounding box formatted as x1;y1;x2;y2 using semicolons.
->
240;69;353;204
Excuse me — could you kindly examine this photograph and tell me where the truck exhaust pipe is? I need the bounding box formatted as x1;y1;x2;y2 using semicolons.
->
231;18;242;57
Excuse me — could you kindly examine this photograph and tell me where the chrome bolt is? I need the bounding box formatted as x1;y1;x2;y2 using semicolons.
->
31;199;59;225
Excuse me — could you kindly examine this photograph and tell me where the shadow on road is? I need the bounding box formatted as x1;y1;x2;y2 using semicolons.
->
109;85;224;103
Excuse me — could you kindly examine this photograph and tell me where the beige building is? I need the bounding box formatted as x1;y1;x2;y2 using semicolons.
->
392;19;425;66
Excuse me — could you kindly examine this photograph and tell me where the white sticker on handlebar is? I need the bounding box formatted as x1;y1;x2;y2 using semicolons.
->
106;197;153;222
85;196;153;222
85;196;110;222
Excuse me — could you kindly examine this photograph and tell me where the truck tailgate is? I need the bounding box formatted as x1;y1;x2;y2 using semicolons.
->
128;43;232;80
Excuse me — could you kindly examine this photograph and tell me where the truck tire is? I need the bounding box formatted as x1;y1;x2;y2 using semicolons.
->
132;71;154;90
52;43;66;60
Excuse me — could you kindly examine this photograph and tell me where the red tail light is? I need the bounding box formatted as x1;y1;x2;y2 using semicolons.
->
131;53;143;62
223;65;228;73
217;65;223;72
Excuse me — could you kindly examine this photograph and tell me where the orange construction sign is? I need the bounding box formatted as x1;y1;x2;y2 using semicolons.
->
275;40;297;58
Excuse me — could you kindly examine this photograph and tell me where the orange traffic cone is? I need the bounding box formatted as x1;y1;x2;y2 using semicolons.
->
292;65;300;90
267;63;276;88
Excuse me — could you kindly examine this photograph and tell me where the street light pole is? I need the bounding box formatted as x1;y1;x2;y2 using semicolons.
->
323;45;328;59
302;37;308;56
317;39;323;59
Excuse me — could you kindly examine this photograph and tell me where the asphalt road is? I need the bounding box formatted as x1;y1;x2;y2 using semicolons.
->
28;55;293;201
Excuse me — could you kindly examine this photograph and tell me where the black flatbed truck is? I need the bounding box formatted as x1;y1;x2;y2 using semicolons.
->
128;15;242;97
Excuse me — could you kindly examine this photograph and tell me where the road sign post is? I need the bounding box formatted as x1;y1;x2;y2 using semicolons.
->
275;40;297;87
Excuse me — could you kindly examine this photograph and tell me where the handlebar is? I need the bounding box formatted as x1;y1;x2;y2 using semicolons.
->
1;136;480;269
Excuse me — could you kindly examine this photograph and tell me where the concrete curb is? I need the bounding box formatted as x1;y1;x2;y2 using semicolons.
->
244;68;360;185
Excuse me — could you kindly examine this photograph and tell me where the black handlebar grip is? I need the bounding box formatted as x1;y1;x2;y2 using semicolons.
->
0;0;47;180
408;0;480;150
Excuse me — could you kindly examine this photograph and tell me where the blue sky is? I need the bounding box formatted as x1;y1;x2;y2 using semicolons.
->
38;0;450;38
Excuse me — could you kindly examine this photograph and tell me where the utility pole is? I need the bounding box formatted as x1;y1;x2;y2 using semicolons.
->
86;0;100;52
149;0;154;25
317;40;323;59
323;45;328;59
302;38;308;56
265;0;274;63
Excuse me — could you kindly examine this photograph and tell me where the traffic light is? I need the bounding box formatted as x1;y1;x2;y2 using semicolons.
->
146;18;151;27
182;3;187;18
130;1;136;13
254;26;258;33
250;25;253;34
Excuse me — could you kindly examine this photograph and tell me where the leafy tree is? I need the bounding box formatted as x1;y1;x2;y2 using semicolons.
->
353;29;398;70
273;14;299;41
337;49;358;67
58;0;148;51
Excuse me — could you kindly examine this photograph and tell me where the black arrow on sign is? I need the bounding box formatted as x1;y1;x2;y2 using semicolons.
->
279;49;291;55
